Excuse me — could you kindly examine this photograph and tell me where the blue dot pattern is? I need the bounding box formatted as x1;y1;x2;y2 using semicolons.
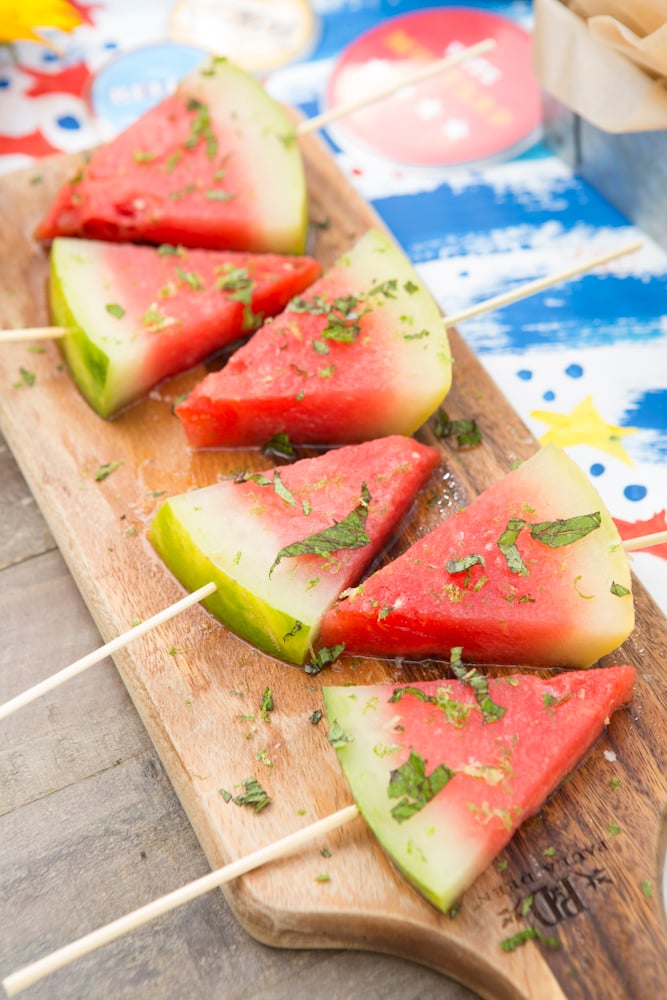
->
56;114;82;131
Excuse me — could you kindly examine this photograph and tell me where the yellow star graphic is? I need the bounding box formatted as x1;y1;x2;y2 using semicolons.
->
531;395;637;466
1;0;82;50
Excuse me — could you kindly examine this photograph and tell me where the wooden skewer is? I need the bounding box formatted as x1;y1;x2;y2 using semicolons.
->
0;326;69;342
441;241;643;328
296;38;497;136
0;240;643;345
621;529;667;552
0;532;661;723
1;803;361;996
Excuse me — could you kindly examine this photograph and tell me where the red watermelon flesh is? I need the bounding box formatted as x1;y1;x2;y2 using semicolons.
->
322;664;635;913
319;444;635;668
175;227;453;448
149;436;440;664
35;58;308;254
49;237;322;418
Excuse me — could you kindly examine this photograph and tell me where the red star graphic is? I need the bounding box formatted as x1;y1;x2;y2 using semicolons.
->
23;63;91;98
0;130;60;159
68;1;102;27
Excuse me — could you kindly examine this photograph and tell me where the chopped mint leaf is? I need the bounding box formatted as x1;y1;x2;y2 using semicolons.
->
367;279;398;299
157;244;186;256
403;329;430;340
543;692;572;710
497;518;529;576
183;97;218;158
326;720;353;749
261;432;296;459
13;367;36;388
260;687;274;722
105;303;125;319
216;265;253;304
272;469;295;506
389;683;473;728
269;484;372;576
449;646;506;723
289;292;367;344
529;512;601;547
206;189;236;201
176;267;204;290
304;643;345;675
94;461;123;481
229;777;271;813
446;553;485;574
234;471;272;487
433;408;482;448
132;150;155;163
388;749;454;823
500;926;561;952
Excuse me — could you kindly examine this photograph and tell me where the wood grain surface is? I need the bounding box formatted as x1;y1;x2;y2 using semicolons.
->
0;130;665;1000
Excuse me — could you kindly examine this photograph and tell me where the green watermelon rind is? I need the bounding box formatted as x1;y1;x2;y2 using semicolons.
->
49;249;115;417
150;496;313;663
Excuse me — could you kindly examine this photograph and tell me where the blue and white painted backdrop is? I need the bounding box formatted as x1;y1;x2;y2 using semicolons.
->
270;0;667;613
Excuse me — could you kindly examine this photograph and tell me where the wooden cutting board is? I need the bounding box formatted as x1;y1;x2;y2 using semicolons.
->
0;131;665;1000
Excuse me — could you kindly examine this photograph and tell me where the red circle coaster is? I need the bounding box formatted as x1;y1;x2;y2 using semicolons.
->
325;7;542;167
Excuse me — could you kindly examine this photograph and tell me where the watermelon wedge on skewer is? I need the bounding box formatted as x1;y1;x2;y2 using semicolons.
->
35;57;308;254
319;444;635;668
48;237;322;418
175;228;453;448
149;436;440;664
323;663;635;914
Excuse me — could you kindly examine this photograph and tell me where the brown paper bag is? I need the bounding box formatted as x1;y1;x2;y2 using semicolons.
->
533;0;667;132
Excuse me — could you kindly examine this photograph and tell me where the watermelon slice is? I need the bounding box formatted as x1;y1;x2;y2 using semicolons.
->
148;436;440;664
175;228;453;448
35;57;308;254
48;237;322;418
323;663;635;914
319;444;634;668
